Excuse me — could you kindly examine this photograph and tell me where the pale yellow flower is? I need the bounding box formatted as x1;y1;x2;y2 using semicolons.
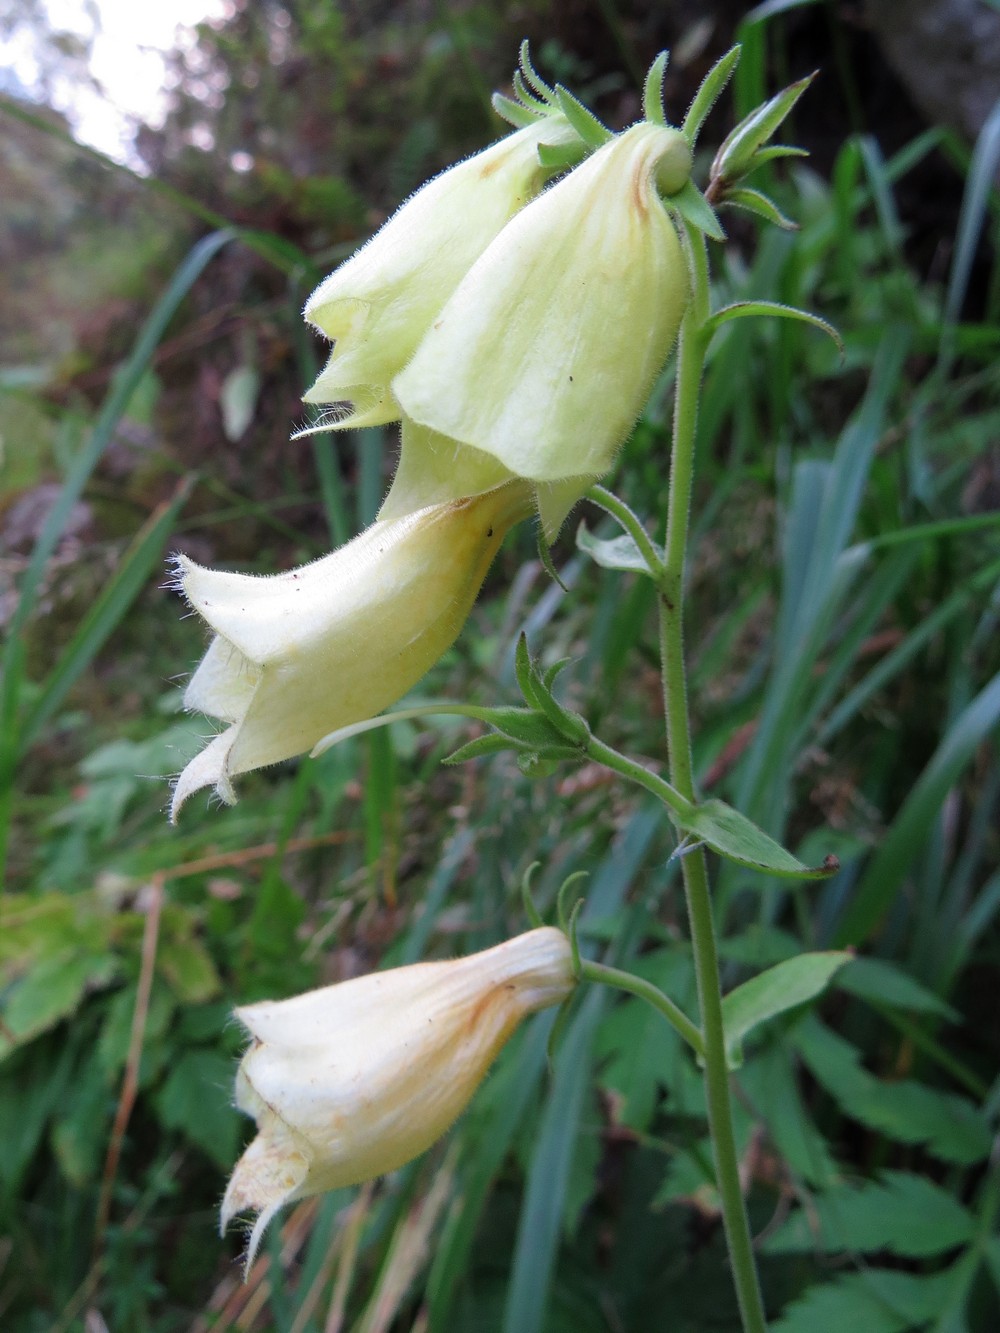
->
222;927;576;1266
392;122;691;535
171;483;532;818
300;115;575;429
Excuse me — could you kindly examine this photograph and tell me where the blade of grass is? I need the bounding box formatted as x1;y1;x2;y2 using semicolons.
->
502;807;660;1333
17;475;196;755
835;669;1000;945
0;229;235;887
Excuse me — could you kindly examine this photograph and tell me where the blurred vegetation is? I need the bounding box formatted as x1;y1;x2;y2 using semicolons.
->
1;1;999;1330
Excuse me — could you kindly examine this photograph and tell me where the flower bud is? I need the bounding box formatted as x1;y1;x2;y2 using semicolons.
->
301;115;575;429
393;122;690;534
171;482;533;818
222;927;576;1266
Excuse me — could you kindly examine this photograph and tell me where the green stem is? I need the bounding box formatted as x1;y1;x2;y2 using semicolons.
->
585;734;692;821
585;484;666;578
579;959;705;1057
660;220;769;1333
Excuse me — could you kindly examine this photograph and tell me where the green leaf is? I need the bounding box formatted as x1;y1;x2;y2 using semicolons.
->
740;1044;839;1186
762;1170;976;1258
670;179;725;240
576;522;662;575
96;982;174;1083
157;929;221;1004
772;1268;957;1333
722;952;850;1065
713;74;815;183
724;185;798;229
837;957;959;1022
678;799;840;880
0;1038;76;1189
0;951;119;1059
51;1057;112;1187
706;300;843;356
794;1017;992;1164
155;1048;240;1171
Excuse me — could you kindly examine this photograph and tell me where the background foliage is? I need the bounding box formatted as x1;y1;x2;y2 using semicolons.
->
1;1;999;1329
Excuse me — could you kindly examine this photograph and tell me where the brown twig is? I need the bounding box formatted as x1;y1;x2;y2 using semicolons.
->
93;874;164;1259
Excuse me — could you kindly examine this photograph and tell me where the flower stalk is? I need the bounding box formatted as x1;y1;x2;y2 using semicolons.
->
659;218;769;1333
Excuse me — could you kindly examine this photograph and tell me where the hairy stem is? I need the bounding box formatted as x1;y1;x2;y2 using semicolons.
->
661;220;769;1333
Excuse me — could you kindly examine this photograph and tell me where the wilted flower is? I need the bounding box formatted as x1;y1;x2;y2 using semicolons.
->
222;927;576;1266
391;122;691;535
300;114;576;430
171;482;532;818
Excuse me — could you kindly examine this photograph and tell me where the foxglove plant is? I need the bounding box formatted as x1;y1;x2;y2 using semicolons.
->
170;43;845;1333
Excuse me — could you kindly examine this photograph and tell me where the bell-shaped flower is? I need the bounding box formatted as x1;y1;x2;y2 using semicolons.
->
221;927;576;1266
300;114;575;430
170;481;533;818
392;122;691;536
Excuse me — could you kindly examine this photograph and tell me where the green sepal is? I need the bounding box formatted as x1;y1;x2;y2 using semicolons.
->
492;92;542;128
443;733;519;765
477;704;565;748
514;633;546;711
537;526;569;591
711;72;815;184
752;143;810;166
682;45;741;146
554;86;612;148
576;521;663;576
669;179;725;241
518;39;555;102
705;300;844;358
512;69;550;114
513;635;590;746
520;862;545;928
723;186;798;230
677;798;840;880
557;871;589;936
536;140;588;172
722;951;851;1068
642;51;669;126
541;658;572;693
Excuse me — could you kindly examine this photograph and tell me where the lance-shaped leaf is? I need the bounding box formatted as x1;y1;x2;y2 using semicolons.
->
722;951;851;1067
576;522;664;577
705;300;844;357
677;799;840;880
711;73;815;186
